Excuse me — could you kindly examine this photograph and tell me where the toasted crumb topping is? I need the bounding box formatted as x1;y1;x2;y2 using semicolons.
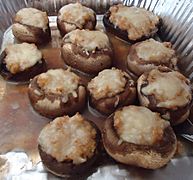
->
4;43;42;74
63;29;110;51
114;106;169;145
14;8;49;29
38;113;97;164
37;69;80;99
135;39;177;65
88;68;128;100
58;3;95;29
109;5;159;40
140;69;192;108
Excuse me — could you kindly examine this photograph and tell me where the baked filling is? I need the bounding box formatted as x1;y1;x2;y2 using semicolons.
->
37;69;80;99
4;43;42;74
88;68;128;100
14;8;49;30
114;106;169;145
141;69;192;108
58;3;95;29
135;39;177;65
63;29;110;52
109;5;159;40
38;113;97;164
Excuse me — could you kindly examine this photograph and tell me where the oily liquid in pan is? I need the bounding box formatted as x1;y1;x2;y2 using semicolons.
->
0;18;192;177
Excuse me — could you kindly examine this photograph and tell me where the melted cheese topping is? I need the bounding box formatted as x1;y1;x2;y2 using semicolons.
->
14;8;48;29
88;68;127;100
36;98;60;110
37;69;80;99
12;23;34;36
141;69;192;108
38;113;97;164
4;43;42;74
63;29;110;51
136;39;176;64
114;106;169;145
58;3;95;29
109;5;159;40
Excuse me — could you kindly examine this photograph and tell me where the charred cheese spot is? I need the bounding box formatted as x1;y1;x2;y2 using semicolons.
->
109;5;159;40
37;69;80;98
114;106;169;145
38;113;97;164
58;3;95;30
4;43;42;74
14;8;49;30
141;69;192;108
88;68;127;100
63;29;110;52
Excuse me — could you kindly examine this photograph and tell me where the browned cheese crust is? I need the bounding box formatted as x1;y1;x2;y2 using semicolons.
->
0;49;46;83
61;30;113;74
102;113;177;169
127;39;178;76
12;8;51;44
88;69;136;115
38;115;101;177
137;68;192;125
103;5;160;43
57;3;96;36
28;71;86;118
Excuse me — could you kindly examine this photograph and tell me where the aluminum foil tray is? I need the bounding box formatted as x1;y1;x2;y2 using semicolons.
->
0;0;193;179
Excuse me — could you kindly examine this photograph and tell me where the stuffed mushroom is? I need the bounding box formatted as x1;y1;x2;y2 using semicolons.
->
87;68;136;115
137;68;192;125
103;4;160;43
38;113;100;177
28;69;86;118
127;39;178;76
0;43;46;82
57;2;96;36
102;105;177;169
61;29;113;74
12;8;51;44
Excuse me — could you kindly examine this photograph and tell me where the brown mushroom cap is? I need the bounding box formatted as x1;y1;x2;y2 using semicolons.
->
137;68;192;125
57;3;96;36
103;5;160;43
102;107;177;169
0;49;47;83
61;29;113;74
12;8;51;44
38;114;101;177
88;69;136;115
127;39;178;76
28;70;87;118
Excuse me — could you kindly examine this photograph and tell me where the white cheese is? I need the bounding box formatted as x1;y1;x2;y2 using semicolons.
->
136;39;176;64
36;98;60;110
15;8;48;29
4;43;42;74
12;23;34;36
114;106;169;145
88;68;127;100
58;3;95;29
37;69;80;98
38;113;97;164
141;69;192;108
63;29;110;51
109;5;159;40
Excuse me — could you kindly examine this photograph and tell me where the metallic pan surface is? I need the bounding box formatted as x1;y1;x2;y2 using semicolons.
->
0;0;193;180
